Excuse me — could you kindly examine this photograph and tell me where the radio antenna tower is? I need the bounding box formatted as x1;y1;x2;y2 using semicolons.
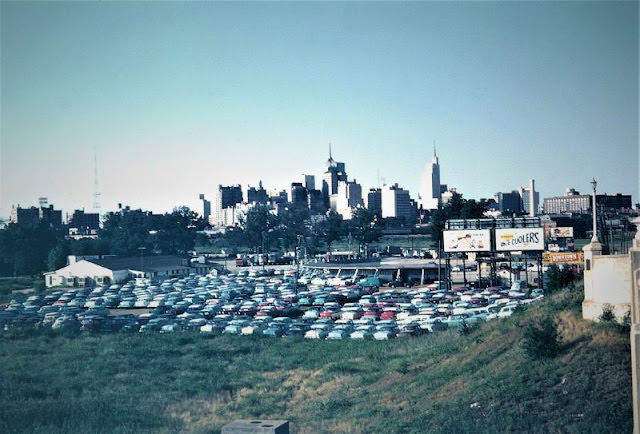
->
93;147;101;212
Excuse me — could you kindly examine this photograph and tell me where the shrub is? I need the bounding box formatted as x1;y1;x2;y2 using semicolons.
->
619;310;631;333
543;265;575;294
459;319;476;336
522;316;561;359
599;304;616;322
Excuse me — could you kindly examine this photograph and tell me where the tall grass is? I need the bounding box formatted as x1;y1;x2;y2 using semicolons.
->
0;281;631;433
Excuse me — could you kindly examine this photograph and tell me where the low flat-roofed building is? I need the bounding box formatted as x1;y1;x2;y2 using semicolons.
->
44;255;211;288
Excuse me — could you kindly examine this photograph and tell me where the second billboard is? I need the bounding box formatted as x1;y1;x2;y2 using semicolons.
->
495;228;545;251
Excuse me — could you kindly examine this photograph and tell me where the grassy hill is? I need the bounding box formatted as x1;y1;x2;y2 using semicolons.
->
0;281;632;433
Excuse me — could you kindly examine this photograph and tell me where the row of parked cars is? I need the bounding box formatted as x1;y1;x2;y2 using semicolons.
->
0;268;544;340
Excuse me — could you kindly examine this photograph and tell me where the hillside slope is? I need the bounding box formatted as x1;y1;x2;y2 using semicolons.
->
0;281;632;433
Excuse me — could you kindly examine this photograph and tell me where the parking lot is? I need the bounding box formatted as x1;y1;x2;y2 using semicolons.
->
0;266;544;340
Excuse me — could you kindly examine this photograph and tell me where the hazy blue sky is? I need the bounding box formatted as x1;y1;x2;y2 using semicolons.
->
1;1;638;218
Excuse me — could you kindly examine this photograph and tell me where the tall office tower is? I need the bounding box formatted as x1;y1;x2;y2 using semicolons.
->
301;174;315;191
381;184;412;218
494;191;524;215
308;189;326;215
419;144;441;210
365;188;383;217
213;185;243;227
247;180;268;204
322;145;347;206
335;179;364;219
519;179;539;217
199;194;211;221
290;182;309;207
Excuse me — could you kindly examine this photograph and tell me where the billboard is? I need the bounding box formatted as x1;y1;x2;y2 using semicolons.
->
495;228;545;251
443;230;491;252
542;252;584;265
549;227;573;238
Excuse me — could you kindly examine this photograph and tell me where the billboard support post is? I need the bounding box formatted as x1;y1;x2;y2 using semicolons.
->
538;255;543;289
438;239;442;284
462;255;467;285
524;252;529;288
508;252;513;288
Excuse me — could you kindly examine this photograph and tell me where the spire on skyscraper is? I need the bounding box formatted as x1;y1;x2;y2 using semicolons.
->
326;142;335;167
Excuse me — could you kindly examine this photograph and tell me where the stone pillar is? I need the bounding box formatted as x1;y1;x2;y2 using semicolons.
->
582;239;603;316
629;223;640;434
582;179;603;319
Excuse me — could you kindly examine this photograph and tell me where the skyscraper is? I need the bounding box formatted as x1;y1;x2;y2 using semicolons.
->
419;144;441;210
381;184;412;218
212;185;243;227
335;179;364;219
322;144;347;207
519;179;539;217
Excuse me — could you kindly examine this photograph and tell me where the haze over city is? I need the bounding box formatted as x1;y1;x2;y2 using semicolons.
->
1;1;638;218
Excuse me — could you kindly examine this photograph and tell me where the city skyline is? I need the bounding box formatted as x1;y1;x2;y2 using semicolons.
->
2;2;638;218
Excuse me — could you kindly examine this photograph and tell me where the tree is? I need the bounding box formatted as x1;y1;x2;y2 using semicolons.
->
428;193;488;246
312;210;344;258
239;205;281;252
47;242;70;271
100;212;152;256
346;208;382;256
153;206;199;255
0;223;60;276
278;205;310;251
543;265;575;294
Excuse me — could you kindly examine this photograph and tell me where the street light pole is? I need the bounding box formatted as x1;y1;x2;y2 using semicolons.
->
591;178;599;243
261;231;266;270
138;246;146;279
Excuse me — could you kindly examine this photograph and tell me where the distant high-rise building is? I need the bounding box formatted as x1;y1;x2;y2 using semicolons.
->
10;206;39;226
39;205;63;228
419;144;441;210
322;145;347;207
336;179;364;219
308;189;326;215
69;209;100;230
199;194;211;221
519;179;539;217
381;184;412;218
365;188;382;218
247;181;268;205
494;191;524;215
543;189;632;214
290;182;309;207
301;174;315;191
212;185;243;227
10;203;62;227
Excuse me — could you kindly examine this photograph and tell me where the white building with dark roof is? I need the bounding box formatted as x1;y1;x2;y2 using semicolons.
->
44;255;211;288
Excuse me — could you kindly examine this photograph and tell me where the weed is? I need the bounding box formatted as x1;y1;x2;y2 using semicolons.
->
600;303;616;322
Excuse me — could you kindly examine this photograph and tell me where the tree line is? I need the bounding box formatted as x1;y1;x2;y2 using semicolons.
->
0;207;202;277
219;205;382;259
0;193;488;277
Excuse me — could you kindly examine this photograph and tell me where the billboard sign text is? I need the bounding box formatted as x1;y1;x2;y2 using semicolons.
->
495;228;545;251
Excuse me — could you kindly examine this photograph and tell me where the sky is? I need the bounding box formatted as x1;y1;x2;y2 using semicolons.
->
1;1;638;219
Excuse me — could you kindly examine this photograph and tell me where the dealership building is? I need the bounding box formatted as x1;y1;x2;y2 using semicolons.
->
45;255;212;288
